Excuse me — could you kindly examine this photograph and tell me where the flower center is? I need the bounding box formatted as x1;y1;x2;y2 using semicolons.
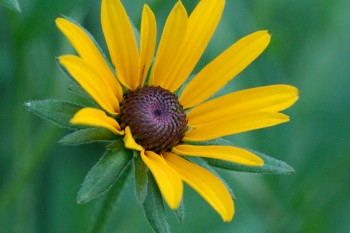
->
120;86;187;153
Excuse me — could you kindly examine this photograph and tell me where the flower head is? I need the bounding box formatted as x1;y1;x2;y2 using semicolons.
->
56;0;298;222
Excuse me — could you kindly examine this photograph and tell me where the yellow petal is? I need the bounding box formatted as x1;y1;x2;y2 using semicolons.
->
180;30;271;109
55;17;123;101
140;4;156;86
187;85;299;126
70;107;123;135
123;126;144;151
163;152;234;222
172;145;263;166
184;112;289;141
161;0;225;92
101;0;140;90
149;1;187;86
59;55;119;115
140;151;183;209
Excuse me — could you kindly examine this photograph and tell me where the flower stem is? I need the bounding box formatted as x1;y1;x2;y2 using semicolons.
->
90;164;132;233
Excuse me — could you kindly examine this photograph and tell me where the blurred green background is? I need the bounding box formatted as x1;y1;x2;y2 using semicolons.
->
1;0;350;232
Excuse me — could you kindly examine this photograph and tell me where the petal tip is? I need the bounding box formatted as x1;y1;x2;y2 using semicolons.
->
124;126;144;151
55;17;62;25
222;199;234;222
167;197;182;210
255;157;265;166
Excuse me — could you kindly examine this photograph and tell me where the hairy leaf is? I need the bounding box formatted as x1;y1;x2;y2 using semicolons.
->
134;152;148;204
191;138;295;175
59;127;118;145
143;174;171;233
174;200;185;224
77;148;133;204
25;99;83;129
67;84;95;103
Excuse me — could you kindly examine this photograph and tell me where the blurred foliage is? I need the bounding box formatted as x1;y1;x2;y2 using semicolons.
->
1;0;350;232
0;0;20;12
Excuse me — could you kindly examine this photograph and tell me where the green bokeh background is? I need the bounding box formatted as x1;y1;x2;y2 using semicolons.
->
1;0;349;232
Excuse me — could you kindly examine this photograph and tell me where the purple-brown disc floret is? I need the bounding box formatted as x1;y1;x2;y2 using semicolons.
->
120;86;187;153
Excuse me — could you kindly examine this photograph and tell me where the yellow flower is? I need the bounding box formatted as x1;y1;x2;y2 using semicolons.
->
56;0;298;222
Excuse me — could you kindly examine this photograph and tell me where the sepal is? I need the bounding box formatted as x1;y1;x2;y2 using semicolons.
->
134;152;148;204
25;99;83;129
106;140;124;150
174;200;185;224
59;128;119;145
191;138;295;175
77;147;133;204
143;173;171;233
67;84;95;103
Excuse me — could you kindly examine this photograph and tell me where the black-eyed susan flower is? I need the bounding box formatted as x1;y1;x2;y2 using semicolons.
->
27;0;298;228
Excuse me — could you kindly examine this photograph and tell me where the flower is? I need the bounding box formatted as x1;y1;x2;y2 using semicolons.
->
56;0;298;222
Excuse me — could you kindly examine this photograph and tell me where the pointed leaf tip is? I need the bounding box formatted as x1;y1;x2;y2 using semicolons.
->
25;99;84;129
191;138;295;175
174;200;185;224
0;0;21;12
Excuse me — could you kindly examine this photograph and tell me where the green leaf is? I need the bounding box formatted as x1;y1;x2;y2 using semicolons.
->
174;200;185;224
106;140;124;150
89;164;131;233
25;99;83;129
77;148;133;204
67;84;95;103
59;128;118;145
143;173;171;233
207;152;295;175
0;0;20;12
192;138;295;175
134;152;148;204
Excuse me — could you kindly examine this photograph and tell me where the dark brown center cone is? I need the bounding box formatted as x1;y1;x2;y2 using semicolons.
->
120;86;187;153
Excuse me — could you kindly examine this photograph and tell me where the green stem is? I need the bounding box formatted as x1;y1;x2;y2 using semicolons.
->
90;163;132;233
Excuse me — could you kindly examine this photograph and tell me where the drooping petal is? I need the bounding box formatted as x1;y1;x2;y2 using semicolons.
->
184;112;289;141
172;145;263;166
161;0;225;92
180;31;271;109
70;107;123;135
139;4;157;86
55;18;123;101
187;85;299;126
123;126;144;151
140;151;183;209
163;152;234;222
59;55;119;115
101;0;140;90
149;1;187;86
